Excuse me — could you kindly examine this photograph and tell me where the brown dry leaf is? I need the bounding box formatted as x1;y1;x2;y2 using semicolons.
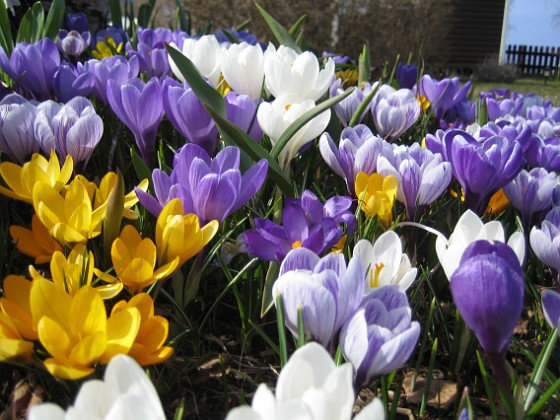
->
403;370;458;409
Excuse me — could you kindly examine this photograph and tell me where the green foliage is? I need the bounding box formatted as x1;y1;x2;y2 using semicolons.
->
255;3;302;53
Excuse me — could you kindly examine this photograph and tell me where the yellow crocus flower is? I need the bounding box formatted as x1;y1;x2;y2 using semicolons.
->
355;172;398;228
484;188;510;216
91;36;123;59
156;198;219;268
0;312;34;363
30;280;141;380
0;150;73;203
111;293;174;366
0;275;37;340
96;225;179;295
74;172;149;220
10;215;63;264
33;177;106;245
29;245;123;299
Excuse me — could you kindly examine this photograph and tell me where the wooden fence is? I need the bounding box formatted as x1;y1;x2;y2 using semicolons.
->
506;45;560;76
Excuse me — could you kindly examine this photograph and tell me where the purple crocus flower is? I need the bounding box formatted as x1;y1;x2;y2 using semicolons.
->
395;63;418;89
85;55;139;103
273;247;365;352
443;129;524;215
0;39;60;100
162;78;218;155
450;240;524;388
542;289;560;332
377;143;452;220
322;51;351;64
340;285;420;388
371;84;420;140
329;79;374;127
225;92;262;142
34;96;103;167
135;143;268;224
503;168;558;230
418;75;471;120
126;28;172;77
66;12;89;33
319;124;393;196
530;207;560;283
395;64;418;90
244;190;357;262
107;77;164;164
56;30;91;61
525;136;560;172
0;94;39;164
486;97;522;121
52;63;94;103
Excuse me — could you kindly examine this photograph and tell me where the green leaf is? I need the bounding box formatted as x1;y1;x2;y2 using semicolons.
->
174;0;191;33
206;106;294;196
42;0;65;40
358;43;371;85
130;147;153;186
165;43;226;118
261;261;279;317
235;19;251;31
0;1;13;56
348;82;380;127
138;0;156;28
477;97;488;126
165;43;294;197
255;3;301;53
288;14;307;37
16;2;44;44
109;0;122;28
270;88;354;160
220;29;241;44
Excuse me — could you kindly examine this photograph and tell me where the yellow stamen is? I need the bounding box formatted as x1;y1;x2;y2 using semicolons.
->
369;262;385;288
285;104;292;111
292;240;302;249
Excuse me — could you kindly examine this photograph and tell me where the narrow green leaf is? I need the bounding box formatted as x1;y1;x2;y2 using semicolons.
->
109;0;123;28
42;0;65;40
419;338;438;416
221;29;241;44
103;170;124;267
348;82;380;127
138;0;156;28
270;88;354;160
235;19;251;31
358;43;371;85
297;306;305;348
261;261;279;317
206;106;294;197
130;147;153;186
476;351;498;419
288;14;307;37
275;293;289;367
174;0;190;33
477;97;489;126
16;2;44;44
255;3;301;53
524;327;558;411
165;43;226;117
527;377;560;416
0;1;13;55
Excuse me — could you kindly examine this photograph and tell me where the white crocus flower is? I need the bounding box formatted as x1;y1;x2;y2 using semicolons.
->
353;230;417;292
435;209;525;280
263;44;334;101
225;342;385;420
221;42;264;100
169;35;222;86
27;355;165;420
257;94;330;169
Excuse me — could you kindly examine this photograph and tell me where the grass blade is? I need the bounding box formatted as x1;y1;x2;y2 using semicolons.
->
42;0;65;40
255;3;301;53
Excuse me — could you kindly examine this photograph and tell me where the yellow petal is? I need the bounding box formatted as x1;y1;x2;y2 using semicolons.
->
38;316;71;361
43;357;94;380
137;316;169;351
69;286;107;338
100;307;140;364
0;337;35;362
30;279;71;331
129;344;174;366
51;223;88;244
68;331;106;366
0;299;37;340
93;282;124;300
